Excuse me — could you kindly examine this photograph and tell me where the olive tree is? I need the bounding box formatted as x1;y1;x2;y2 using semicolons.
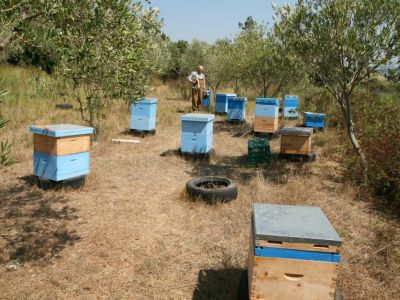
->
0;1;68;53
58;1;160;139
274;0;400;173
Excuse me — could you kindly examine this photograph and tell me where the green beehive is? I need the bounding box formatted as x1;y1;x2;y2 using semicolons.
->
248;138;271;166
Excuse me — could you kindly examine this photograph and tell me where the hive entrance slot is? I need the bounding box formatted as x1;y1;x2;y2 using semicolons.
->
283;273;304;281
313;244;329;249
267;240;283;245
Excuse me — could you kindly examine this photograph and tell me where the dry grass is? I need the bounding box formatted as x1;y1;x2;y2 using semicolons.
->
1;66;400;299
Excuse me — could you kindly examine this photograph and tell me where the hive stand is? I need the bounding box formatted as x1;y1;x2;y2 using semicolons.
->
254;98;280;135
214;93;237;114
180;113;214;158
284;95;299;119
303;112;327;130
30;124;94;186
247;203;342;300
130;98;158;136
278;127;316;161
227;97;247;123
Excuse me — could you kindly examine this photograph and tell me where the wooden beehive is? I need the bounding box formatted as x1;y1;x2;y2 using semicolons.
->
33;134;90;156
279;127;313;155
30;124;93;181
254;117;279;133
248;204;342;300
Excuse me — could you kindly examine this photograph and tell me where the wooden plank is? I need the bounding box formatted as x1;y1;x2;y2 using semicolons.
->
255;240;341;254
250;256;338;300
254;117;278;133
34;134;90;156
280;134;312;155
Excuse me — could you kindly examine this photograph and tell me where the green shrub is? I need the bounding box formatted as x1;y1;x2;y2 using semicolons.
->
345;89;400;202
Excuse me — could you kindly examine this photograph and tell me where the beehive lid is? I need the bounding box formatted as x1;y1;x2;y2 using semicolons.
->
216;93;237;97
137;98;158;104
253;203;342;246
279;127;313;136
181;113;215;122
304;112;327;118
284;95;299;99
256;98;280;105
230;97;247;102
30;124;94;137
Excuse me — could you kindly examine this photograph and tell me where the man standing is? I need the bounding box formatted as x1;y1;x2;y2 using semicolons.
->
188;65;206;112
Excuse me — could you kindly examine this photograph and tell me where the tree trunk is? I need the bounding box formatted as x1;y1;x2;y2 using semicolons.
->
341;95;368;178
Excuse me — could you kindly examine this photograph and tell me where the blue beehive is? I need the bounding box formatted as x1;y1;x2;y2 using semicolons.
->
201;90;212;107
130;98;158;131
30;124;94;181
255;98;279;118
284;95;299;118
303;112;327;128
215;93;237;113
227;97;247;121
181;114;214;154
248;203;342;299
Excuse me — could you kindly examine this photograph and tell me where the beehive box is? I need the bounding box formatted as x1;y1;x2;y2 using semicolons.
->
303;112;327;128
279;127;313;155
228;97;247;121
254;98;280;133
130;98;158;131
248;203;342;300
30;124;94;181
248;138;271;166
201;90;212;107
284;95;299;118
215;93;237;113
181;114;214;154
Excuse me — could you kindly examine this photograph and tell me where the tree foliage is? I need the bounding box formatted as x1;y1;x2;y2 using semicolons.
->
57;1;160;139
274;0;400;173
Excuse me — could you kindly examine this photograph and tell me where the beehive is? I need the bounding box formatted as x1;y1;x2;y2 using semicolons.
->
201;90;212;108
181;114;214;154
254;98;279;133
130;98;158;132
30;124;94;181
279;127;313;155
248;138;271;166
303;112;327;129
248;203;342;300
215;93;237;113
284;95;299;118
227;97;247;121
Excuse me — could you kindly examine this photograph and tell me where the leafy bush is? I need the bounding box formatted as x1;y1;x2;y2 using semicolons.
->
0;117;16;166
344;89;400;202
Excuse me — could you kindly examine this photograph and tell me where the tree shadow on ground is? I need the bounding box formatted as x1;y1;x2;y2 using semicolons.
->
0;183;79;265
192;267;246;300
213;120;253;137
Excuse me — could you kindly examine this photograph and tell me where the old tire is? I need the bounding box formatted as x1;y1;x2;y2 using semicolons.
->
186;176;238;203
55;103;73;110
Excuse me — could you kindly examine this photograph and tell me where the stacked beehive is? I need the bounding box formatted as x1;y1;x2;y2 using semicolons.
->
303;112;327;129
130;98;158;133
227;97;247;121
248;138;271;166
284;95;299;118
214;93;237;114
248;203;342;300
254;98;279;133
30;124;93;181
181;114;214;155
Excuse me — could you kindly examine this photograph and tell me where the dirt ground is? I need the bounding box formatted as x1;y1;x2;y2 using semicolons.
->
1;98;400;300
